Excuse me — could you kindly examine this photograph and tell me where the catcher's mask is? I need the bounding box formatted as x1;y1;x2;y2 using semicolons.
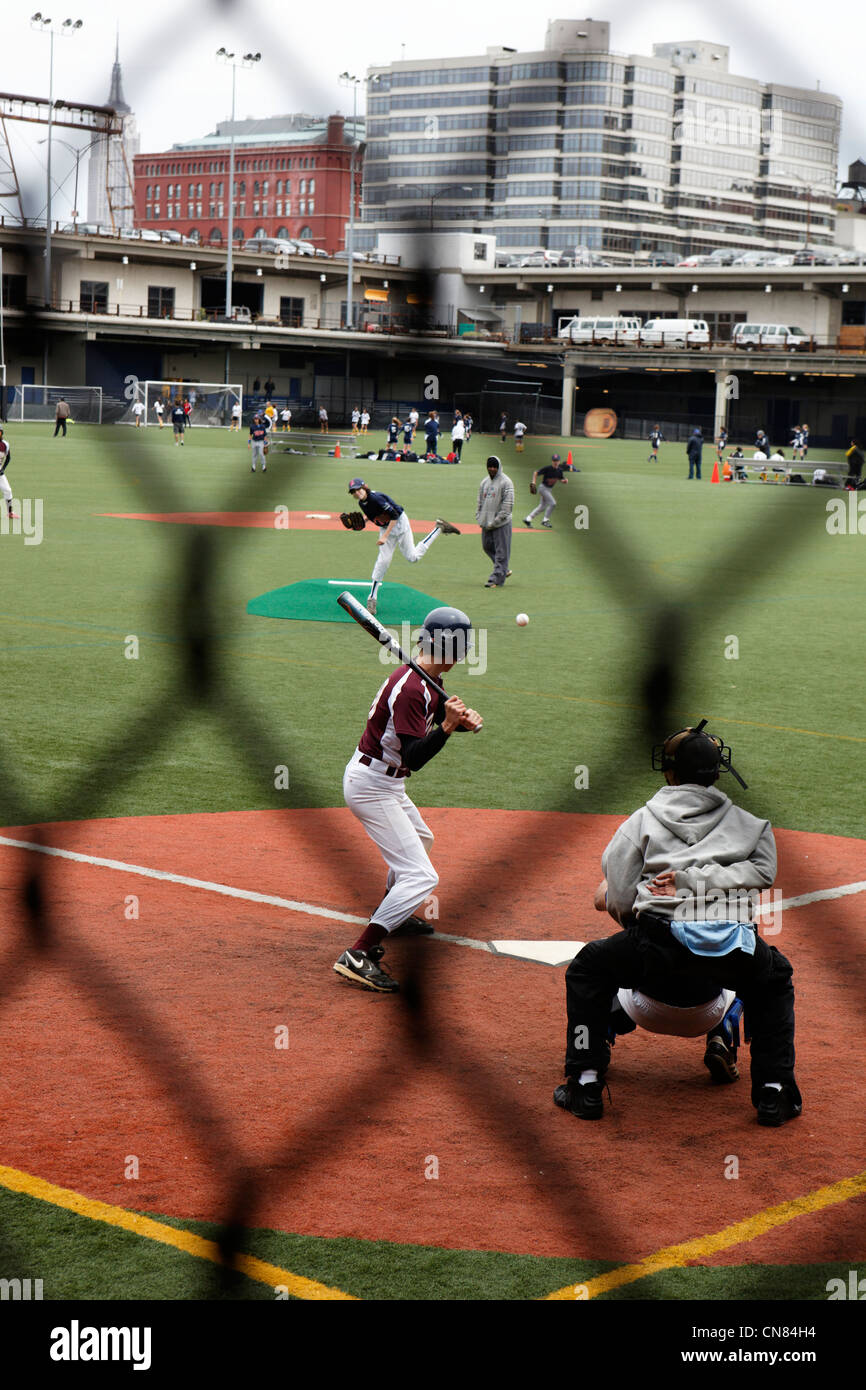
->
418;606;474;665
652;719;748;790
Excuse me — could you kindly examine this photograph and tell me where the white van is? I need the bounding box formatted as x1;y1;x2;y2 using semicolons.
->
731;323;810;351
639;318;710;346
558;315;639;344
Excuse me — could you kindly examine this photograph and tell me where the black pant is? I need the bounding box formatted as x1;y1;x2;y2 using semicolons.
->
54;419;67;436
564;915;799;1106
453;438;463;459
425;434;437;455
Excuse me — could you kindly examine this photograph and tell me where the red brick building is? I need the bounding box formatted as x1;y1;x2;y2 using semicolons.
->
133;114;363;255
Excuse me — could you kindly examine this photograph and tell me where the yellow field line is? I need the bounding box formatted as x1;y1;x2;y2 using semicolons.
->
545;1167;866;1300
0;1163;356;1301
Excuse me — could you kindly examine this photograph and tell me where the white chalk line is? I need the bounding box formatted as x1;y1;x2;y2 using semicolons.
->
0;835;864;962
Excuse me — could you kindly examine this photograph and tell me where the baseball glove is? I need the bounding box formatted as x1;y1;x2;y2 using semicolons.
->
340;511;366;531
529;482;538;494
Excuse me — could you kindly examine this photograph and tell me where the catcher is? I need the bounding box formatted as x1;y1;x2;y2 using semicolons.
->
554;721;802;1127
524;453;568;528
341;478;460;616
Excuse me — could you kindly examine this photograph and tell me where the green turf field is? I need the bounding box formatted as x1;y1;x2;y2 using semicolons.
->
1;421;859;835
1;420;861;1303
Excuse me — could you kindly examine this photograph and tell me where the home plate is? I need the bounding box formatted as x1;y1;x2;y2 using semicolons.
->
489;940;585;966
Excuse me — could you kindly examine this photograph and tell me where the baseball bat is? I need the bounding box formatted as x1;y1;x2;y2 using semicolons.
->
336;590;482;730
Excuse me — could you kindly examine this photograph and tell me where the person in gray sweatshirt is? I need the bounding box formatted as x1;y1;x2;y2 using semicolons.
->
555;722;802;1127
476;455;515;587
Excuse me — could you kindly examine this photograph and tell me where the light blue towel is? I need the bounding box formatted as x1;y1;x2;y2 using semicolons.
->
669;920;756;957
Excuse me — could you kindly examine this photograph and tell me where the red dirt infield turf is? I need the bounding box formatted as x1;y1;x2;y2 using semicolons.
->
1;808;864;1266
99;512;533;533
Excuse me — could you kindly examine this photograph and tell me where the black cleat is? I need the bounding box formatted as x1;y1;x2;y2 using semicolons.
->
756;1085;802;1127
523;517;533;527
333;945;399;993
553;1079;604;1120
435;517;461;535
390;915;435;937
704;1036;740;1085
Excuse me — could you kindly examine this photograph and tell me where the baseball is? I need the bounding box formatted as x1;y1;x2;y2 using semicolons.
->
516;613;529;626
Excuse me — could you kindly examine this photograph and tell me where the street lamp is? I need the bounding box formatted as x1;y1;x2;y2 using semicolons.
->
32;14;84;305
339;72;362;330
38;133;100;225
429;185;473;231
216;48;261;322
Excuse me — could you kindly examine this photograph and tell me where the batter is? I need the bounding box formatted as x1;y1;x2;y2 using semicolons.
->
334;607;483;993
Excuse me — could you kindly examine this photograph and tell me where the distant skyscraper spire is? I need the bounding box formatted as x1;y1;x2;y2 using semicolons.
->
107;27;131;114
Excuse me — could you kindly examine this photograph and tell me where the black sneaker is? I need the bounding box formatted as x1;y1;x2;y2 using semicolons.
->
523;517;533;527
704;1036;739;1085
435;517;461;535
390;915;435;937
333;945;399;993
553;1079;604;1120
756;1085;802;1127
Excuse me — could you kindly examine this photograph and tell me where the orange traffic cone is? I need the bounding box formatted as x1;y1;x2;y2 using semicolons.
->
334;441;341;458
710;460;720;484
566;449;574;468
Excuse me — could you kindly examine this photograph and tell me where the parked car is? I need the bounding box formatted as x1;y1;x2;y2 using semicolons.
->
243;236;286;253
731;251;778;266
572;244;610;266
632;250;678;266
766;254;796;266
639;318;710;346
731;322;810;351
160;230;183;243
793;248;836;265
558;314;639;344
676;254;714;267
705;249;739;264
213;305;253;324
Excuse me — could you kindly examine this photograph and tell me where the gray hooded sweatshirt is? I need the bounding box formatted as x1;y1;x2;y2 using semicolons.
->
602;783;776;928
476;458;514;529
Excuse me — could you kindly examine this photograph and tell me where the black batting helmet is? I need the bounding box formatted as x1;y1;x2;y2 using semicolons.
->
418;606;473;664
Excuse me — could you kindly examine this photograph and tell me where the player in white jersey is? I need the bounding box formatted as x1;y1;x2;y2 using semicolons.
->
132;400;145;427
153;398;165;427
333;607;482;992
0;429;19;519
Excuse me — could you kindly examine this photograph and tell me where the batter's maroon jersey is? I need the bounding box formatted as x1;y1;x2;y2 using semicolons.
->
358;665;445;767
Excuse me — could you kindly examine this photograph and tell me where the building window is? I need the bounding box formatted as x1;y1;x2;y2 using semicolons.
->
298;225;312;240
154;203;160;217
147;286;175;318
307;200;314;213
284;202;291;217
146;204;152;219
299;200;306;215
263;180;268;194
300;178;307;194
275;200;282;215
79;280;109;313
279;295;304;326
253;226;266;239
188;228;200;243
1;273;27;308
209;227;222;243
473;241;487;260
233;226;245;241
146;184;152;199
276;226;290;238
309;178;315;194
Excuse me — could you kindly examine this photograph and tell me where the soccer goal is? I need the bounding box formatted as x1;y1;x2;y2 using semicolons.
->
8;384;103;423
136;381;242;428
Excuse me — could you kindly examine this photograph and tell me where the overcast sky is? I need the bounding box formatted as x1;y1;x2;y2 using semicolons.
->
5;0;863;220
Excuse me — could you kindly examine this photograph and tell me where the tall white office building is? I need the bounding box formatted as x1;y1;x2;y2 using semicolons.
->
360;18;841;259
87;37;139;229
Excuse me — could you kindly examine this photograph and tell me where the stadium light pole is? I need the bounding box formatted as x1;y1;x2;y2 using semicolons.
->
339;72;362;330
32;15;84;307
216;49;261;321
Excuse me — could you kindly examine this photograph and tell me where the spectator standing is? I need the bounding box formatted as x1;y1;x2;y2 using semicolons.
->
424;409;441;457
54;398;71;438
477;455;514;588
451;414;466;460
687;428;703;480
319;405;329;433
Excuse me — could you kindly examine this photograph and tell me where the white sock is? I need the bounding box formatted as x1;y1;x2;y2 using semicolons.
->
579;1069;598;1085
763;1082;783;1091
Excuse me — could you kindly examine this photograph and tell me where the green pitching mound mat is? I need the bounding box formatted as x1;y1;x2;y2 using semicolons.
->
247;579;444;624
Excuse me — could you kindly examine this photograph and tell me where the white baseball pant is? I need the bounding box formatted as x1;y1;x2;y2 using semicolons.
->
0;473;12;506
527;484;556;522
371;511;437;582
250;440;266;470
343;750;438;932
